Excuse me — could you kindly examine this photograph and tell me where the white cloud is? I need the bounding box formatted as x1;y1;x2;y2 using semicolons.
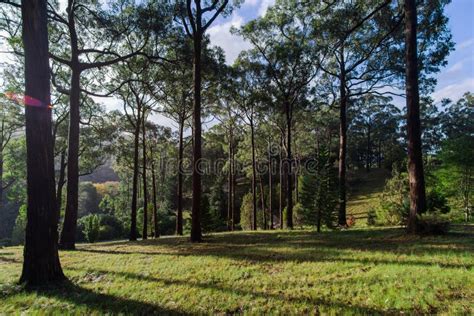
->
446;61;463;73
243;0;259;7
433;78;474;102
207;13;251;64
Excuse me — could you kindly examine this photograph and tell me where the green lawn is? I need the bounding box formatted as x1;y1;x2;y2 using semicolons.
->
1;227;473;314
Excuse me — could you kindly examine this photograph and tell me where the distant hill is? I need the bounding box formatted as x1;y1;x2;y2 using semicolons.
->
80;160;119;184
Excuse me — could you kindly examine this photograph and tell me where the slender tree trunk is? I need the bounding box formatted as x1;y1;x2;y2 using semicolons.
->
142;111;148;240
366;124;371;172
56;150;66;216
259;177;266;230
231;147;236;231
405;0;426;233
285;103;293;229
176;119;184;235
227;131;233;231
251;120;257;230
151;150;159;238
279;134;284;229
20;0;65;285
338;47;348;227
191;31;203;242
0;150;3;211
129;105;141;241
268;147;273;229
378;140;382;168
59;66;81;250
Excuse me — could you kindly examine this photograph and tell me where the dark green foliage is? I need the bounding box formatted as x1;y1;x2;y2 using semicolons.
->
10;205;26;245
208;176;228;231
298;148;338;231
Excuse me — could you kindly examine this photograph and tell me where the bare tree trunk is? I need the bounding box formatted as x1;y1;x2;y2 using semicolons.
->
59;67;80;250
231;147;236;231
20;0;65;285
151;154;159;238
176;119;184;235
56;150;66;216
268;146;273;229
142;111;148;240
259;176;266;230
227;132;233;230
366;124;371;172
191;30;203;242
405;0;426;233
285;103;293;229
129;105;141;241
279;134;284;229
250;120;257;230
338;47;348;227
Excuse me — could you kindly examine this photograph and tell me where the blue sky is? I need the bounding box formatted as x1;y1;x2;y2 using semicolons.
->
208;0;474;104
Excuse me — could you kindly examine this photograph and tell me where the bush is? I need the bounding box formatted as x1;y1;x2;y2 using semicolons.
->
81;214;100;243
367;208;377;226
99;214;125;241
10;205;26;246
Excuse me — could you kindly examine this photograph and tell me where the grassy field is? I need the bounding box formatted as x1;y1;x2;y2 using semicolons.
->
1;227;473;315
347;168;391;226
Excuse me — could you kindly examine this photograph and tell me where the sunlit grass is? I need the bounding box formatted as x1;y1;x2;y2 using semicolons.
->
1;227;473;314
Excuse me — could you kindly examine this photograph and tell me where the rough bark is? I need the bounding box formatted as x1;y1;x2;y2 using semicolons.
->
268;148;273;229
366;124;371;172
227;132;233;230
279;135;284;229
405;0;426;233
20;0;65;285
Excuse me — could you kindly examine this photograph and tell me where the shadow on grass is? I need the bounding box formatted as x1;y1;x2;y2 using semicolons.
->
76;228;474;270
69;267;402;315
2;280;186;315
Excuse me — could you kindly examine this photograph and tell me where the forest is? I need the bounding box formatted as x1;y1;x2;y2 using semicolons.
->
0;0;473;314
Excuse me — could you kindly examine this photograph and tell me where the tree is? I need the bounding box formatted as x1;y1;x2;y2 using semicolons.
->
48;0;165;249
237;1;320;229
180;0;232;242
19;0;65;285
404;0;426;233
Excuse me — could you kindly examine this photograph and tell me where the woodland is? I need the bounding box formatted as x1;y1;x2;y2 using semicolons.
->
0;0;472;314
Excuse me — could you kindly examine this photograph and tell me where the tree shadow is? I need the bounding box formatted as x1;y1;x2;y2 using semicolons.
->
3;280;186;315
75;228;474;270
68;267;403;315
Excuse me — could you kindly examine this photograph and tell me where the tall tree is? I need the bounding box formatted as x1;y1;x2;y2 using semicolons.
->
19;0;65;285
181;0;231;242
404;0;425;233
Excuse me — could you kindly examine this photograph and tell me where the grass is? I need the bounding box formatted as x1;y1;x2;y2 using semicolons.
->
1;227;473;315
347;168;390;226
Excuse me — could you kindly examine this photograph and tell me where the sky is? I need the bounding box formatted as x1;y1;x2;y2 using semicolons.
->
1;0;473;128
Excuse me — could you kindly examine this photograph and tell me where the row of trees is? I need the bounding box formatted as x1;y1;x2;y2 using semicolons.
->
0;0;459;286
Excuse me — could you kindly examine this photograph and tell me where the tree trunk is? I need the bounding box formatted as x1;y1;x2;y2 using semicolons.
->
259;177;266;230
20;0;65;285
405;0;426;233
59;66;81;250
366;124;371;172
176;119;184;235
268;147;273;229
338;47;348;227
227;131;233;231
151;156;159;238
231;147;236;231
142;110;148;240
56;150;66;217
251;120;257;230
285;103;293;229
279;134;284;229
129;105;141;241
191;31;203;242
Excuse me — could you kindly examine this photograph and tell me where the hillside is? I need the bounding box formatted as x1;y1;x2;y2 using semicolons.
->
347;168;391;226
1;228;473;314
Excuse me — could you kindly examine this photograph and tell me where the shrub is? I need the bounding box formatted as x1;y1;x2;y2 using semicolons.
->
415;214;450;235
81;214;100;243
